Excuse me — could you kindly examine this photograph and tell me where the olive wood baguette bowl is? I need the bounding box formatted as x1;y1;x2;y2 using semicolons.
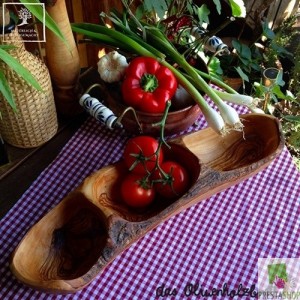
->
10;113;284;294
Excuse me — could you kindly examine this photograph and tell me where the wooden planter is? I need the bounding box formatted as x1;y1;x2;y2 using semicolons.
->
223;76;243;91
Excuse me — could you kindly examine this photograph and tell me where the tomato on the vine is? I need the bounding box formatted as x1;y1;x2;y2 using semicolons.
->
121;173;155;208
152;161;189;199
123;136;163;175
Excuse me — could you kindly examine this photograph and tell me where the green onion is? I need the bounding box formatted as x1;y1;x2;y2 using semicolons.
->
72;23;164;59
71;14;252;134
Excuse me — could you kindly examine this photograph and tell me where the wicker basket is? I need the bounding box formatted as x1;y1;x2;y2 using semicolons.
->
0;29;58;148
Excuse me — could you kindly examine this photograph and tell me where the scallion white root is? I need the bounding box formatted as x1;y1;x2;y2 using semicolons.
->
216;101;244;131
201;104;226;135
248;106;265;114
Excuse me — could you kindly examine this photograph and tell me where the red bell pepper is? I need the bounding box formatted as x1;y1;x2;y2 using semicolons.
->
121;56;177;113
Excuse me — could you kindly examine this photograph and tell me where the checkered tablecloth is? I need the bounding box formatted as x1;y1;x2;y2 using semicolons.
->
0;99;299;300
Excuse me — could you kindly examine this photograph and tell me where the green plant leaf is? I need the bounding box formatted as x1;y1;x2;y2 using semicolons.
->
198;4;210;25
274;70;285;87
0;70;17;111
240;44;252;59
208;57;223;77
262;22;275;40
227;0;246;17
271;43;293;59
253;81;268;97
285;90;296;101
234;66;249;81
272;85;287;99
141;0;168;19
212;0;222;14
19;0;66;45
0;48;42;91
232;40;251;60
283;115;300;123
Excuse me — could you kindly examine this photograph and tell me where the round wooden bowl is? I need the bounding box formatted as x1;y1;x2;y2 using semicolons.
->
105;90;201;136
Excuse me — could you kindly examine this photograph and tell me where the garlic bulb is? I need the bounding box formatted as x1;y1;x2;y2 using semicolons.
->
97;51;128;83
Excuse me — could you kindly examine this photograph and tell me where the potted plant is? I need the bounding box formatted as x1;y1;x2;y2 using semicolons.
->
210;38;262;91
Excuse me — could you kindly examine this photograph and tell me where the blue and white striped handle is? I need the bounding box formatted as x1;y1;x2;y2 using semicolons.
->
79;94;120;130
191;27;229;55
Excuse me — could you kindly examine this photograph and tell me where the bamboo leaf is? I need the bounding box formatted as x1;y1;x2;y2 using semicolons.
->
0;45;16;51
0;48;42;91
0;70;17;111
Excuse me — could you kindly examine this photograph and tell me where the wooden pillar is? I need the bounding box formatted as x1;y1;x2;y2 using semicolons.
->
66;0;123;68
266;0;300;29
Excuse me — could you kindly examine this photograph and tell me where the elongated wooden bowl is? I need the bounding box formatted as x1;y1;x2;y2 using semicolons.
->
10;114;284;294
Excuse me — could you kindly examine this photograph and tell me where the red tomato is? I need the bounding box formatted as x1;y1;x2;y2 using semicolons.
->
153;161;189;199
123;136;163;175
121;173;155;208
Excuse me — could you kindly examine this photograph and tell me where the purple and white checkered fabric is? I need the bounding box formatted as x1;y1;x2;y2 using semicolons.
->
0;94;299;300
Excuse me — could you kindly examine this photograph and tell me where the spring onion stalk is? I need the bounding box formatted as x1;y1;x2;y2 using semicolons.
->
214;90;264;113
143;28;243;130
215;90;254;105
160;61;227;134
72;23;164;59
193;68;238;94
